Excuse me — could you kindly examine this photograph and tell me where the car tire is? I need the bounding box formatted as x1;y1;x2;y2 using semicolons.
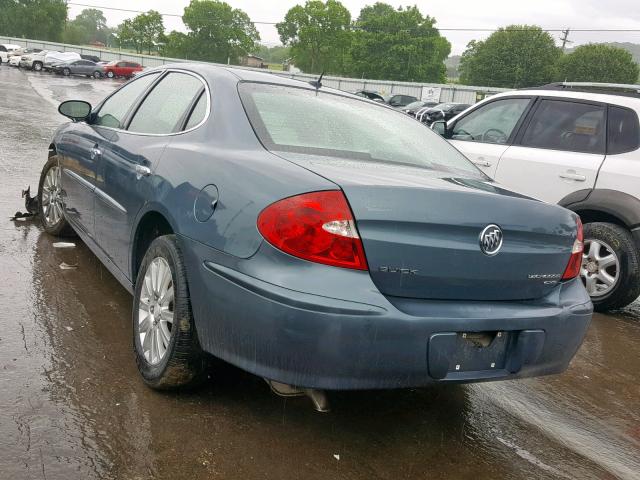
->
582;222;640;311
93;71;101;78
33;62;42;71
37;156;75;237
62;68;70;76
106;70;114;78
133;235;206;390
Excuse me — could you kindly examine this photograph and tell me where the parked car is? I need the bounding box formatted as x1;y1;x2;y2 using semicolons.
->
80;54;101;63
353;89;385;103
52;59;102;78
102;60;143;78
20;50;49;71
386;94;419;108
402;100;439;117
418;103;471;125
38;65;592;405
44;51;81;71
431;82;640;311
8;55;22;67
0;44;23;64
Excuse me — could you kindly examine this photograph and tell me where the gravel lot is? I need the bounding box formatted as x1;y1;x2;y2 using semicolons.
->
1;66;639;480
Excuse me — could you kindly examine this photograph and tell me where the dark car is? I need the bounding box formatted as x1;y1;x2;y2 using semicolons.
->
53;59;102;78
80;54;101;63
39;64;592;408
385;94;419;108
353;89;385;103
418;102;471;125
402;100;439;117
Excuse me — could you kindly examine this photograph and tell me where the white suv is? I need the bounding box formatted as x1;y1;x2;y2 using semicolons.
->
432;82;640;311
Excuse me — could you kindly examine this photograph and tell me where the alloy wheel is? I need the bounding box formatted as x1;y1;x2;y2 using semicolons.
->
138;257;174;365
41;165;63;227
581;239;620;297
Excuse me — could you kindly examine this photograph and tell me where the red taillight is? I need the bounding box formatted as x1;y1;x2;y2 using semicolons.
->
257;191;368;270
562;217;584;280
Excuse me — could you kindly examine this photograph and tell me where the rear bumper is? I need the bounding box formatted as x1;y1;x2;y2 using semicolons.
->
181;236;593;390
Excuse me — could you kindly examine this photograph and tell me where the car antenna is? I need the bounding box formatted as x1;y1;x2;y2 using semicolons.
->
309;71;324;93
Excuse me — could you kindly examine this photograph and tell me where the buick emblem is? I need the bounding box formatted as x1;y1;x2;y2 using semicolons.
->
479;224;503;256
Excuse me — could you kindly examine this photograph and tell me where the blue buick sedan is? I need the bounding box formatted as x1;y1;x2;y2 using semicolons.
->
39;64;592;409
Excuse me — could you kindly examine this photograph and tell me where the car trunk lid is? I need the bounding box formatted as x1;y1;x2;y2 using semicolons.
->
274;153;578;301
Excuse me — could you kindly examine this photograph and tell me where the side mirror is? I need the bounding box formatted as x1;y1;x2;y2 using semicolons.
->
58;100;92;122
431;120;447;136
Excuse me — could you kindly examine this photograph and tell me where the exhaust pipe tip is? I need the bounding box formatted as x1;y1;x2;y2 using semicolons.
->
266;379;331;413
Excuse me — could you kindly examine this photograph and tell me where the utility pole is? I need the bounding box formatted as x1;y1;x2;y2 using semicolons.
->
560;28;572;51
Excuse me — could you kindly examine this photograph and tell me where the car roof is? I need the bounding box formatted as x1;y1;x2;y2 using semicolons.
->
491;88;640;111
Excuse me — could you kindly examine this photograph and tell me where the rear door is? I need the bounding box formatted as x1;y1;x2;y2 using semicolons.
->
494;98;606;203
95;70;206;275
447;96;534;178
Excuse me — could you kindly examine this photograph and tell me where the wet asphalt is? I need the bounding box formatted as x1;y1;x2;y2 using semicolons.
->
0;65;639;480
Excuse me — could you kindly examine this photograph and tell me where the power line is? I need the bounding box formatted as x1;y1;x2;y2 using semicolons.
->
66;2;640;32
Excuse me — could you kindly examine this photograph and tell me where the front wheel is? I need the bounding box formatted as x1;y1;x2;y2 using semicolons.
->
62;68;70;76
133;235;205;389
106;70;114;78
33;61;42;71
582;222;640;311
38;156;74;236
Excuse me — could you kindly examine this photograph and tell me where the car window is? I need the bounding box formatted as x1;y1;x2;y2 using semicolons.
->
608;106;640;155
521;100;605;154
451;98;530;144
239;83;483;177
184;92;208;130
93;73;159;129
128;72;204;134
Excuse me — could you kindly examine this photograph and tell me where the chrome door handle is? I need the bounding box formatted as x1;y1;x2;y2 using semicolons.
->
90;147;101;160
472;159;492;167
559;172;586;181
135;165;152;179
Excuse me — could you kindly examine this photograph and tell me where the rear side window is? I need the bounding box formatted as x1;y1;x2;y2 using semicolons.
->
128;72;204;134
608;106;640;154
521;100;605;154
184;92;207;130
93;73;159;129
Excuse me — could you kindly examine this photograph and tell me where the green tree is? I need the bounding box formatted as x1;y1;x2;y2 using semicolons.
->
62;23;89;45
557;44;640;83
0;0;67;41
459;25;561;88
178;0;259;64
117;10;164;54
277;0;352;74
72;8;107;39
349;3;450;82
160;31;191;59
255;44;291;64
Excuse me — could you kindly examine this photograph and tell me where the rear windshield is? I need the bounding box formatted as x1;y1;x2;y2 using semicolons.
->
239;83;482;177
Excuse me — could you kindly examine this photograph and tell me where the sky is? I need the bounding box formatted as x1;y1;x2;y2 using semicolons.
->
67;0;640;55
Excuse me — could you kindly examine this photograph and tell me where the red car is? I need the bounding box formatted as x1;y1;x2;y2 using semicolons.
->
102;61;143;79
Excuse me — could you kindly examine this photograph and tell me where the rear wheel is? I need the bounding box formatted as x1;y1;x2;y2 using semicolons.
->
38;156;74;236
106;70;114;78
581;222;640;311
62;68;70;76
92;70;102;78
133;235;205;389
